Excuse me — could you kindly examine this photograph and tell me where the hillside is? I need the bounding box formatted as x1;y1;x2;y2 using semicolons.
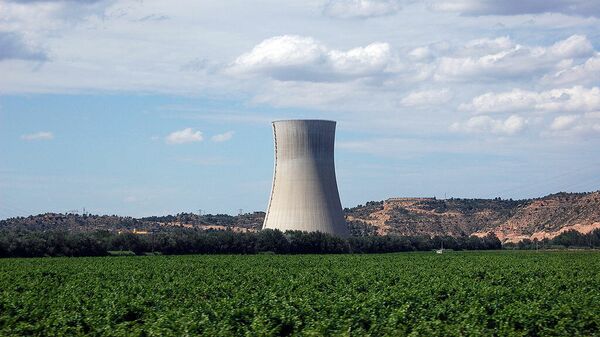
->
346;191;600;242
2;191;599;243
0;212;265;234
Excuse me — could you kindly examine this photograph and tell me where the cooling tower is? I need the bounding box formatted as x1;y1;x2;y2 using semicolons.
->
263;119;349;237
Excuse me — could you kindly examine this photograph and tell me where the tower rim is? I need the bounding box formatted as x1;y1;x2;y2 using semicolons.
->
272;119;336;124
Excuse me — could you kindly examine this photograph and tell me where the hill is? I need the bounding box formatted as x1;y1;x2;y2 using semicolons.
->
0;212;264;234
2;191;599;243
346;191;600;242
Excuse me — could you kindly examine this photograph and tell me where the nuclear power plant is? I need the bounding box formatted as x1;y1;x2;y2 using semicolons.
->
263;119;349;237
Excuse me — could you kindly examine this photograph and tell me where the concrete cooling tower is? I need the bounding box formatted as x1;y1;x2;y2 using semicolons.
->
263;119;349;237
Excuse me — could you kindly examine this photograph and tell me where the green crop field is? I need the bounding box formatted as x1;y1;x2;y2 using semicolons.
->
0;252;598;336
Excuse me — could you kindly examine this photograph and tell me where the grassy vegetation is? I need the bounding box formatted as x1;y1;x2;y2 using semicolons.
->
0;251;598;336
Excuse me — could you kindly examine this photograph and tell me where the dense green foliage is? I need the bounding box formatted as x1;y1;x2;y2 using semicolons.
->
0;229;502;258
0;252;598;336
2;227;598;259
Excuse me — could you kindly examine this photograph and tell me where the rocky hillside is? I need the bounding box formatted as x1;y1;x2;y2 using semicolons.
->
346;191;600;242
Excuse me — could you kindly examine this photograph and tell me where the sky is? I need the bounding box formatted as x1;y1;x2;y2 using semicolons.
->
1;0;600;219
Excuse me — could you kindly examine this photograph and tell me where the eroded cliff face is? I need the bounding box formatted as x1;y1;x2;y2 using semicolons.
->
345;192;600;243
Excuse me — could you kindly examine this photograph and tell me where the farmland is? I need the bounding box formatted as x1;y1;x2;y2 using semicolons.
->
0;252;598;336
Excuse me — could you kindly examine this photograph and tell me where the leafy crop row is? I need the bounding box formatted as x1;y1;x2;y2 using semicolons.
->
0;251;598;336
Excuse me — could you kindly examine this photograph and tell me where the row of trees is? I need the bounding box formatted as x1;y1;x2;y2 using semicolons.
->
2;228;597;258
504;229;600;250
0;229;502;258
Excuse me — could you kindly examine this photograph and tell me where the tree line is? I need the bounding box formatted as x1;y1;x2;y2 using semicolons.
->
1;228;597;258
0;229;503;258
504;229;600;250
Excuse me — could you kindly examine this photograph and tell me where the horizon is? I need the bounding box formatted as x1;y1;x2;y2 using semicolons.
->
2;188;598;220
2;1;600;219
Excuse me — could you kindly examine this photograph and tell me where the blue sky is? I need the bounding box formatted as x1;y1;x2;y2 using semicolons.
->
1;0;600;218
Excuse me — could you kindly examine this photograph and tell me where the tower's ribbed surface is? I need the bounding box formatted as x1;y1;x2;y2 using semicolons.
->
263;119;349;237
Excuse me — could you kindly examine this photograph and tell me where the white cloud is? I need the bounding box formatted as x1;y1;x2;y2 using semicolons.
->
550;115;579;130
20;131;54;141
459;89;539;113
460;86;600;114
401;88;452;106
227;35;394;82
329;43;392;76
543;54;600;85
450;115;526;135
229;35;325;75
323;0;400;19
545;112;600;135
434;35;594;81
436;46;528;80
211;131;234;142
428;0;600;18
549;34;594;59
165;128;203;144
537;86;600;112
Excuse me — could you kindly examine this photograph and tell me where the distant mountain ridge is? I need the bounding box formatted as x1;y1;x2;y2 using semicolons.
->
2;191;599;243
